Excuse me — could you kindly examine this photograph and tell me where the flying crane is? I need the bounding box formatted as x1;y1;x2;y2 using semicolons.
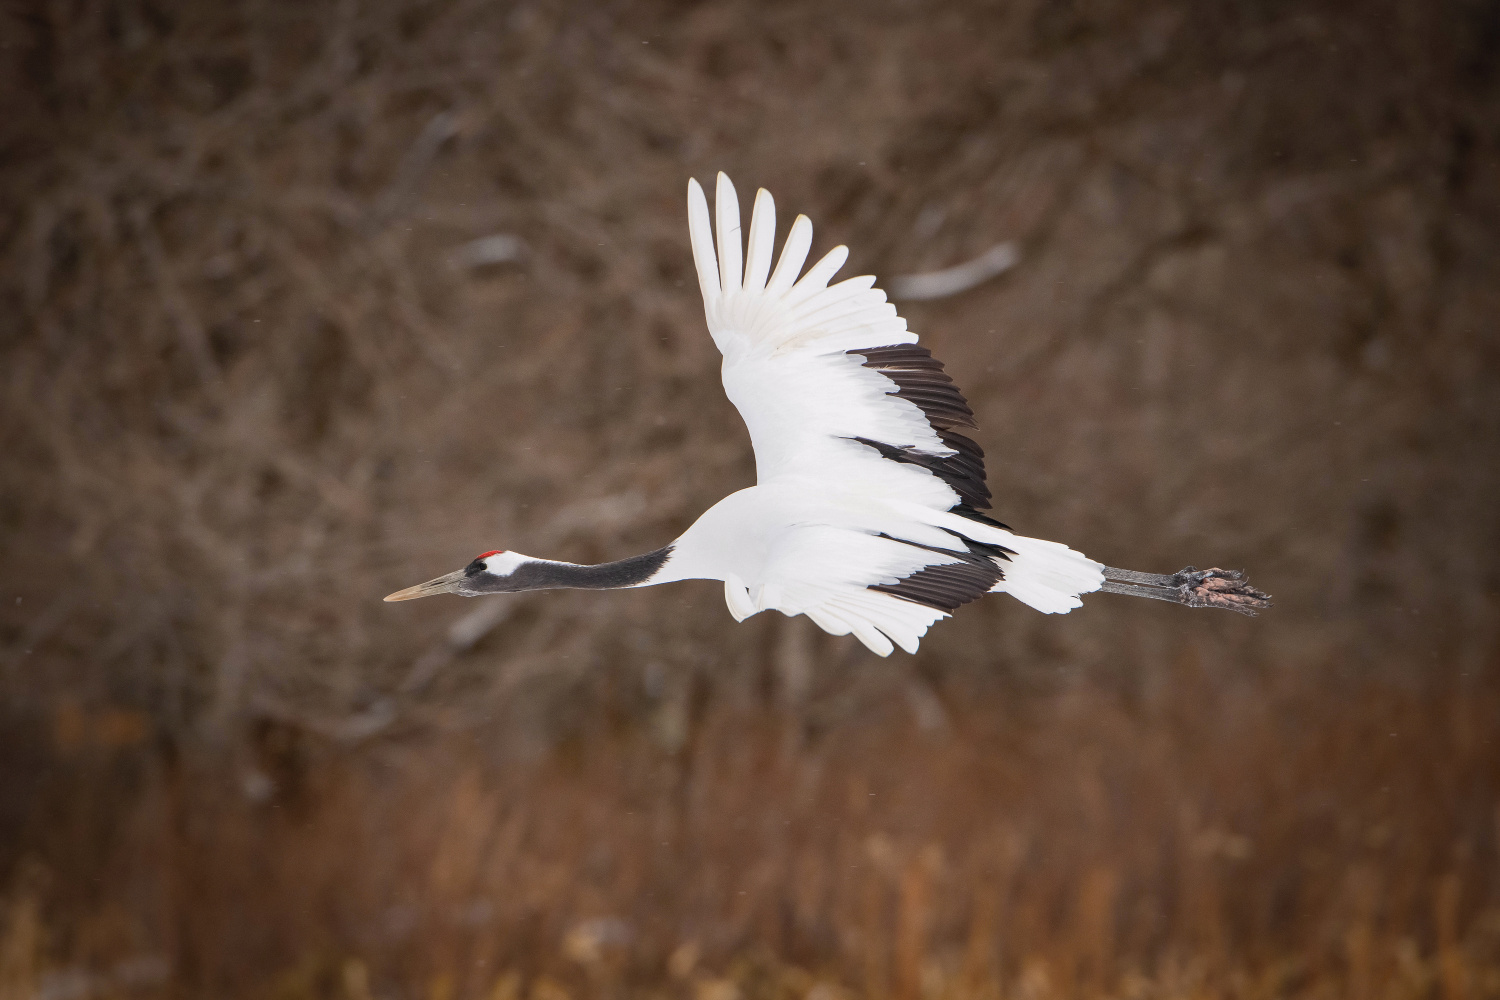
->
386;174;1270;655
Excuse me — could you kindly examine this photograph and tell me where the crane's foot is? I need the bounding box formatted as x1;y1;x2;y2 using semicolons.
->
1100;565;1272;616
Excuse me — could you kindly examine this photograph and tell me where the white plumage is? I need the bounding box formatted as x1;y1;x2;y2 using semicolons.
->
385;173;1271;651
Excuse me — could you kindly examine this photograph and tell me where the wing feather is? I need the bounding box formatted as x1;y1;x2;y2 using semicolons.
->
686;180;721;328
714;172;744;293
766;215;813;296
790;277;882;323
744;188;776;291
784;245;850;309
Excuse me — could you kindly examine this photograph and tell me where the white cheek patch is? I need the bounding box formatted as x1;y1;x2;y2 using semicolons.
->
481;551;528;576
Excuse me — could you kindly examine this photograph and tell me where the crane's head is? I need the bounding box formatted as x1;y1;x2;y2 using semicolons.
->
383;550;532;601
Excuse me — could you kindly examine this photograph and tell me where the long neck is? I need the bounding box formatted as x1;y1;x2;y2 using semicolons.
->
508;546;675;590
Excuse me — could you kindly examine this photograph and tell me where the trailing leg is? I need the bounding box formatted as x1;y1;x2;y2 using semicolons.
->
1099;565;1271;616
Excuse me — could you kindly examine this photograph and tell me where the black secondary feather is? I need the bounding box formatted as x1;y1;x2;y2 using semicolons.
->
848;345;993;510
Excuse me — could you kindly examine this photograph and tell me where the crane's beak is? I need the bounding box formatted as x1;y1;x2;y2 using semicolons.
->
384;568;468;602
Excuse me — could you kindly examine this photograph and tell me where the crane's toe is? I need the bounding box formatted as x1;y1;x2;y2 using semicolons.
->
1170;566;1272;616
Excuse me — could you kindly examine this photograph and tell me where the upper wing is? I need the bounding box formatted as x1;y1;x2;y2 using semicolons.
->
687;173;990;513
685;174;1102;653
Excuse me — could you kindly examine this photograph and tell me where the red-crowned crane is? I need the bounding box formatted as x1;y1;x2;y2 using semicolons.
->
385;174;1270;655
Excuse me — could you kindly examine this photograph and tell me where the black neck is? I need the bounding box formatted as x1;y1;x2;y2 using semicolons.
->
470;546;673;593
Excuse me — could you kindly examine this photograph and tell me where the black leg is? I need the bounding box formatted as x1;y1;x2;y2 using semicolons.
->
1100;565;1272;616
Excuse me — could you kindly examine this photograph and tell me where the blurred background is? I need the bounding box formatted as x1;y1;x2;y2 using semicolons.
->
2;0;1498;997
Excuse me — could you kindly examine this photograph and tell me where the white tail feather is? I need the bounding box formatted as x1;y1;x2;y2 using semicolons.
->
991;535;1104;614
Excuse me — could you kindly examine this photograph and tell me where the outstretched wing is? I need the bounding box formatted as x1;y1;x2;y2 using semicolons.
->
687;172;988;514
686;173;1102;655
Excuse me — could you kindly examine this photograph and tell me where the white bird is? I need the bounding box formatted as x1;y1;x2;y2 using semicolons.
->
386;174;1270;655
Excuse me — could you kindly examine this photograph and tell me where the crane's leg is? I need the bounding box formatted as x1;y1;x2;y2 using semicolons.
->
1099;566;1271;616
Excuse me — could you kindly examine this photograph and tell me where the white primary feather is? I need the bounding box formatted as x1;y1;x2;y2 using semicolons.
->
658;174;1103;655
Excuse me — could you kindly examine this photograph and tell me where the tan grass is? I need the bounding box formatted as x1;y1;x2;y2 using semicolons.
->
4;667;1499;998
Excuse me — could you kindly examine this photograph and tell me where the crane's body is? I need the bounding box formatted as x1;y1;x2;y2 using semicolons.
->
386;174;1269;654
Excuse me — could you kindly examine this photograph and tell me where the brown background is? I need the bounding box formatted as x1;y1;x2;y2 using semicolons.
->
1;1;1498;997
